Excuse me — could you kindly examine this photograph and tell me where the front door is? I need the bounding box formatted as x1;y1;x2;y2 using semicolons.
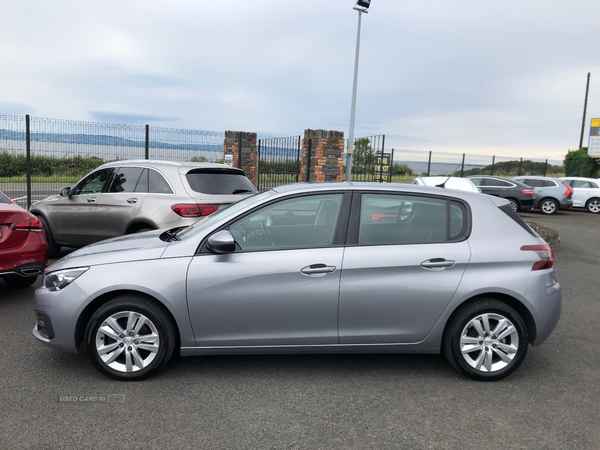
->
186;193;346;347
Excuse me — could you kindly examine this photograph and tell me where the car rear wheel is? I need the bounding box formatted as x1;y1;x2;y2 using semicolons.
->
585;198;600;214
443;298;528;381
84;294;177;381
539;198;558;215
37;215;61;258
2;274;37;288
507;198;519;212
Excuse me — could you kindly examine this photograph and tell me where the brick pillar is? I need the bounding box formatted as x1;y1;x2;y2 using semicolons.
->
300;129;344;183
223;131;258;187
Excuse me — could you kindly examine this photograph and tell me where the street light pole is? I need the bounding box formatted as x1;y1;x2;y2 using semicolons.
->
346;0;370;182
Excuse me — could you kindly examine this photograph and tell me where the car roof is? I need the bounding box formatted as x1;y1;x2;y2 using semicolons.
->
271;181;485;200
98;159;242;171
559;176;598;181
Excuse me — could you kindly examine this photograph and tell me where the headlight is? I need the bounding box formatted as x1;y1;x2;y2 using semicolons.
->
43;267;89;291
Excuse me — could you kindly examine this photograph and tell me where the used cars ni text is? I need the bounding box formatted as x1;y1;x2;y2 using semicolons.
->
0;191;47;287
32;183;561;381
29;160;257;257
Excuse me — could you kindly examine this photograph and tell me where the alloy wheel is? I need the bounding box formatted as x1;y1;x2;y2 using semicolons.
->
587;199;600;214
459;313;519;373
95;311;160;373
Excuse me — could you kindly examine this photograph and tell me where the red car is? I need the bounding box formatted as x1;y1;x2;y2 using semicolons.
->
0;191;48;288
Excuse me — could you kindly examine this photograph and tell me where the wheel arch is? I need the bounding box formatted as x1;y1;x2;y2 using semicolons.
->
126;220;157;234
443;293;537;344
75;289;181;353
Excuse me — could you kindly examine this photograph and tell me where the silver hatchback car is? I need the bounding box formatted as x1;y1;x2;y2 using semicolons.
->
32;183;561;381
30;160;257;257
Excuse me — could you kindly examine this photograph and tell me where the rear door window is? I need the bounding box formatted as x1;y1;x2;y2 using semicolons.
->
186;169;257;195
108;167;144;193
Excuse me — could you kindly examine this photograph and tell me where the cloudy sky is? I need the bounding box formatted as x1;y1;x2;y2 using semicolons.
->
1;0;598;163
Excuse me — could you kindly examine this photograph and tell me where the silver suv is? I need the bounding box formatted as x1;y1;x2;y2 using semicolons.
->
30;160;257;257
512;176;573;215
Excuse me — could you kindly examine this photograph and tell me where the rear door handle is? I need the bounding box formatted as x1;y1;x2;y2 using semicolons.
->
86;198;97;203
301;264;336;276
421;258;455;269
127;198;138;204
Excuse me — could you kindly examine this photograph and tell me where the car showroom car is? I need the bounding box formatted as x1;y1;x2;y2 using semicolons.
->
0;191;48;288
559;177;600;213
32;182;561;382
411;176;481;193
467;175;536;212
29;160;257;257
512;176;573;215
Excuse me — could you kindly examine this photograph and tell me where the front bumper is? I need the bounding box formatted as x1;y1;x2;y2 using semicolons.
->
31;282;90;353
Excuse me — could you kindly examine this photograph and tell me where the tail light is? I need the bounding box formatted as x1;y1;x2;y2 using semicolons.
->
521;189;535;196
521;244;554;270
13;217;43;232
171;203;218;218
563;182;573;198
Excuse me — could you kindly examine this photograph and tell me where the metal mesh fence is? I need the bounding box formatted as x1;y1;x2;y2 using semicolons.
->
149;127;224;162
0;115;28;207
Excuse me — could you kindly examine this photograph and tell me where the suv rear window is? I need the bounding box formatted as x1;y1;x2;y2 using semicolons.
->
186;169;257;195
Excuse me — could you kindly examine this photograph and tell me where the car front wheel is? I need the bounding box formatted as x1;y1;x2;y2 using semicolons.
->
586;198;600;214
443;298;528;381
84;295;177;381
539;198;558;215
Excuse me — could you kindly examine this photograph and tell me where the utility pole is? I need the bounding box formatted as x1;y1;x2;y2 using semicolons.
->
579;72;591;149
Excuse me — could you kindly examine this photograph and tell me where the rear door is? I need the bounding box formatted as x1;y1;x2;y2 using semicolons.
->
95;166;146;240
338;192;471;344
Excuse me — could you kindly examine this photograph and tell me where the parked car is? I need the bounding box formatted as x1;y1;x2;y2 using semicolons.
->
32;182;561;382
0;191;48;287
467;175;535;212
29;160;257;257
559;177;600;214
411;176;481;193
512;176;573;215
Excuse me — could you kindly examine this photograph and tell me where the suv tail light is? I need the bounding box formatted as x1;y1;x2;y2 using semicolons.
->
171;203;218;218
563;182;573;198
521;189;535;196
13;217;43;231
520;244;554;270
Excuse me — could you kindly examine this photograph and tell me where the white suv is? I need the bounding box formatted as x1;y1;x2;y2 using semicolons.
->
560;177;600;213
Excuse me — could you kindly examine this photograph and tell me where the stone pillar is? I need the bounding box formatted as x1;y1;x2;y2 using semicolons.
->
223;131;258;186
300;129;345;183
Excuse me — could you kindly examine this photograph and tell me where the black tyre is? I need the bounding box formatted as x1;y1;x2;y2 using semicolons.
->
442;298;528;381
3;274;37;288
84;294;177;381
538;198;558;215
507;198;519;212
38;215;61;258
585;198;600;214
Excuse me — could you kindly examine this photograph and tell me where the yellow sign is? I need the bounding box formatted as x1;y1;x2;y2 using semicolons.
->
591;118;600;127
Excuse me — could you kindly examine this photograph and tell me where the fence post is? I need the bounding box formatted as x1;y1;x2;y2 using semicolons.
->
145;125;149;159
25;114;32;209
295;136;301;183
389;148;394;182
237;132;243;169
543;159;548;177
460;153;465;177
306;139;312;182
257;139;261;190
427;151;432;176
518;157;523;176
491;155;496;176
379;135;386;183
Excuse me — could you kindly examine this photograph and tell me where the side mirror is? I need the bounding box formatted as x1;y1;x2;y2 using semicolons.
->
206;230;236;254
59;187;71;197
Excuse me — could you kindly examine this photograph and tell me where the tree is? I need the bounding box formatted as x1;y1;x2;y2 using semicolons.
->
564;148;599;177
352;138;375;175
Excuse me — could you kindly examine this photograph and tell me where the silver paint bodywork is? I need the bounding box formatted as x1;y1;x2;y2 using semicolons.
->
32;183;561;359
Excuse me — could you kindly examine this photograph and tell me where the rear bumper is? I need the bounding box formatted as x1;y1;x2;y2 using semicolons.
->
0;231;47;274
0;262;46;278
524;271;562;346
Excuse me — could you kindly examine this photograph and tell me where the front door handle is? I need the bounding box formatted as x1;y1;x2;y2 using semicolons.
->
301;264;336;276
86;198;97;203
127;198;138;204
421;258;455;270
